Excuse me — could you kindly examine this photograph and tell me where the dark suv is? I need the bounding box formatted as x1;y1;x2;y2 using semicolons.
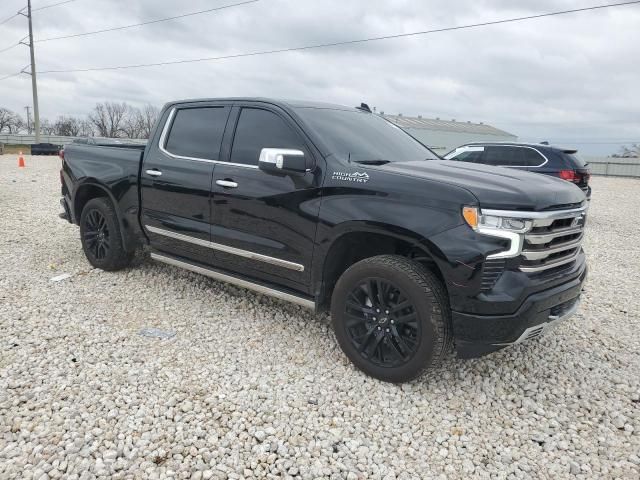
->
445;142;592;198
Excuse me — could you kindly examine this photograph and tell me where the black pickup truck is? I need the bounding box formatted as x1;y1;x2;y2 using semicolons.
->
59;98;588;382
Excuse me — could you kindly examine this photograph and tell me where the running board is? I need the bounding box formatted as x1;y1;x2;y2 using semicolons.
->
150;252;316;311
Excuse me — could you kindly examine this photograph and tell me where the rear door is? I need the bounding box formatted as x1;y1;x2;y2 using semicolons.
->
210;104;322;293
482;146;518;166
141;102;231;264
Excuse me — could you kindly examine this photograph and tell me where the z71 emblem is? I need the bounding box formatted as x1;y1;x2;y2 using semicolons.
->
332;171;370;183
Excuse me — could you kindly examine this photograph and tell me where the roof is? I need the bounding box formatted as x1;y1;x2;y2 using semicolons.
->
381;114;516;137
461;141;577;153
166;97;357;112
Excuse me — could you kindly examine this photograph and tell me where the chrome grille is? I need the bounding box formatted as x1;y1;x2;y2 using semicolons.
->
519;210;586;273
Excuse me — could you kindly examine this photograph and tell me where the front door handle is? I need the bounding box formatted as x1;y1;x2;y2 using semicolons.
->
216;179;238;188
146;169;162;177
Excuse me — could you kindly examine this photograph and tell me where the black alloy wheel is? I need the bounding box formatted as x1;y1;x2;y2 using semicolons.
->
83;209;110;260
331;255;452;383
79;197;135;271
344;277;420;368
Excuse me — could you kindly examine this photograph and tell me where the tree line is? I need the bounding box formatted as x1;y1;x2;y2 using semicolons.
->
0;102;160;139
612;144;640;158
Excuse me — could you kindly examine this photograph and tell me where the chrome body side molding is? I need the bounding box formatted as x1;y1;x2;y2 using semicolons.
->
145;225;305;272
151;253;315;310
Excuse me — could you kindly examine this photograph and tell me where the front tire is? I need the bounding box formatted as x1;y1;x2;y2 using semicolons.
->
331;255;452;383
80;197;134;271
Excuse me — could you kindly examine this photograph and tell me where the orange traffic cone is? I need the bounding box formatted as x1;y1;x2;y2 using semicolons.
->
18;151;25;168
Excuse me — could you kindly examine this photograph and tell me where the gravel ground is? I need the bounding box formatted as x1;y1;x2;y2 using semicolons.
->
0;154;638;480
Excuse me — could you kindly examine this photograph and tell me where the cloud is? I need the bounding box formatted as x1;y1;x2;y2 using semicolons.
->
0;0;638;154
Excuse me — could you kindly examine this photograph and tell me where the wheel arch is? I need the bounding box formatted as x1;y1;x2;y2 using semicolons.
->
313;221;448;312
73;181;138;252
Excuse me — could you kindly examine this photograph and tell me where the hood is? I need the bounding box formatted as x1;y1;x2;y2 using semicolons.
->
379;160;586;211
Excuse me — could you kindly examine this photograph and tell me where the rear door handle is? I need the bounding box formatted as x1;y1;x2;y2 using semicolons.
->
146;169;162;177
216;180;238;188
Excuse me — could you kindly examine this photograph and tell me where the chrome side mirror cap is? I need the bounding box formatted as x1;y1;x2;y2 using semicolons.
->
259;148;307;173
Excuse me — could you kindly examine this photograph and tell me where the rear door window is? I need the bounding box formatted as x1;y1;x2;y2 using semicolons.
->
164;107;230;160
483;146;515;166
483;146;545;167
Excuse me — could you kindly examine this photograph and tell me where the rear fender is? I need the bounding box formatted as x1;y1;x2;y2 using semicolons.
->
72;180;140;253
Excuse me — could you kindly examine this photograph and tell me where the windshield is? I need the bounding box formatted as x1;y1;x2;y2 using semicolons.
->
295;107;440;162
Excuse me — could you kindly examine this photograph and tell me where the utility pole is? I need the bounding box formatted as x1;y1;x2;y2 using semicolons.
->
19;0;41;143
25;106;32;134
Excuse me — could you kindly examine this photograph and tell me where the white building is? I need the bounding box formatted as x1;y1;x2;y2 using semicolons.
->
381;113;517;154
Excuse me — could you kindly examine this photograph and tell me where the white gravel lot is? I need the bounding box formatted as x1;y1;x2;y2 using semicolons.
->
0;154;638;480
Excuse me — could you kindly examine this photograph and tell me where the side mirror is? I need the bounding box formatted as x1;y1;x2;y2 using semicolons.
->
259;148;308;174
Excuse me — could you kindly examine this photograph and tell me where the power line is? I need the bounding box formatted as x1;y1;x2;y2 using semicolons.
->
32;0;77;12
0;13;20;26
0;0;258;53
36;0;260;42
0;0;77;25
28;0;640;76
1;1;80;53
0;41;21;54
0;70;24;81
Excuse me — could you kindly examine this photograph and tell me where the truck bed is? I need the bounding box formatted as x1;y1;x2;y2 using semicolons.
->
61;143;146;251
63;143;144;181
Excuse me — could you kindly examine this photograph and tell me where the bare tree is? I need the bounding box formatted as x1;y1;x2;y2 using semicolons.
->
119;104;159;139
2;102;157;138
39;119;56;135
78;119;94;137
89;102;129;138
53;116;87;136
5;114;25;133
0;108;13;132
615;144;640;158
139;104;160;139
122;107;144;139
0;108;25;133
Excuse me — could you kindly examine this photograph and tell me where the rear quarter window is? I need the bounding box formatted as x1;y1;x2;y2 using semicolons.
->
521;148;545;167
563;152;588;168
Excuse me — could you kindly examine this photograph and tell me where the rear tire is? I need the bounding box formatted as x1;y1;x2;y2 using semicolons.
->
80;197;134;271
331;255;451;383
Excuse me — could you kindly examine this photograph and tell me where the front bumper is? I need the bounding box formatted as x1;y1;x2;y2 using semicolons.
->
453;263;587;358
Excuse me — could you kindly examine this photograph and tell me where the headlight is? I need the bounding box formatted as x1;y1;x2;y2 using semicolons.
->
462;206;532;259
462;206;532;233
479;214;530;232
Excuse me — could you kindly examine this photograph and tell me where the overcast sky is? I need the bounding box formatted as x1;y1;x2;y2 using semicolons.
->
1;0;638;155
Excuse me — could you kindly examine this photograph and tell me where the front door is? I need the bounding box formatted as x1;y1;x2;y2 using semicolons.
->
141;103;231;264
210;105;322;293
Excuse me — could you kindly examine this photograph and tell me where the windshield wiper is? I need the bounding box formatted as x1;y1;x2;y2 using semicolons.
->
352;159;391;165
